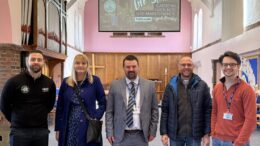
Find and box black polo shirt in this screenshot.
[0,71,56,128]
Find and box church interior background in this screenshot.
[1,0,260,145]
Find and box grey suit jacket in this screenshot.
[105,77,159,143]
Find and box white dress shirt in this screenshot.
[125,76,141,130]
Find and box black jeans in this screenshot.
[9,128,49,146]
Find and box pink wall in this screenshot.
[84,0,192,53]
[0,0,12,43]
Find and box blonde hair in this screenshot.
[66,54,93,87]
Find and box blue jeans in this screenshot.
[170,136,201,146]
[9,128,49,146]
[212,138,250,146]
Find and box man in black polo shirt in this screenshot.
[0,50,56,146]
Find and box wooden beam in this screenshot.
[90,53,105,75]
[37,47,67,60]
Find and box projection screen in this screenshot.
[99,0,181,32]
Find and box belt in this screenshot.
[124,130,142,134]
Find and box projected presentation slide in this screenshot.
[99,0,180,32]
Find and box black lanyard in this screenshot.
[222,80,240,111]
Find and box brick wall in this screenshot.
[0,44,23,145]
[0,44,23,94]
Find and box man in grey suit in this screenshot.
[106,55,159,146]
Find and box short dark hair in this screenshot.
[123,55,139,67]
[218,51,241,65]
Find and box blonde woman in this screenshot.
[55,54,106,146]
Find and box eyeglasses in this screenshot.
[222,63,238,68]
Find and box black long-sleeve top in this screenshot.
[0,71,56,128]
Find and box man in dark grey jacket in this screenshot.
[160,56,212,146]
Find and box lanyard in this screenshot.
[126,78,140,100]
[222,80,240,111]
[127,83,139,100]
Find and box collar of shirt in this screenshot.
[125,76,139,86]
[220,76,240,84]
[25,71,42,81]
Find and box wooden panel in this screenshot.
[115,54,125,79]
[138,54,148,78]
[105,54,116,89]
[95,53,105,83]
[147,54,160,79]
[84,53,191,101]
[160,54,171,87]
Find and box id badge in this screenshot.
[133,106,140,114]
[223,112,233,120]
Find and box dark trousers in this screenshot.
[9,128,49,146]
[170,136,201,146]
[113,130,148,146]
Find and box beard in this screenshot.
[126,71,137,80]
[29,65,42,73]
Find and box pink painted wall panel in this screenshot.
[0,0,12,43]
[84,0,191,53]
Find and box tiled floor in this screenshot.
[1,115,260,146]
[48,111,260,146]
[48,125,260,146]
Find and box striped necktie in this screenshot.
[126,81,136,128]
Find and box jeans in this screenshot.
[9,128,49,146]
[170,136,201,146]
[212,138,250,146]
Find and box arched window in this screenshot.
[193,13,198,49]
[78,14,83,50]
[74,11,83,50]
[74,11,79,49]
[243,0,247,28]
[193,9,203,50]
[198,9,203,48]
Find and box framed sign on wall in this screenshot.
[241,55,259,90]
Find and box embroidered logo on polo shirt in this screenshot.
[21,85,29,94]
[42,88,49,92]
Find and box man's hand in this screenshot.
[161,134,169,146]
[202,134,210,146]
[148,135,155,142]
[0,115,3,124]
[55,131,59,141]
[107,136,115,145]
